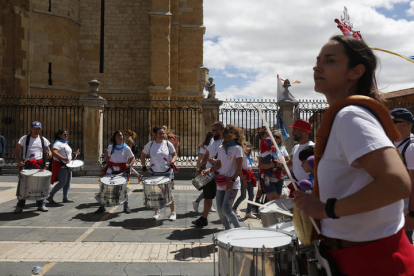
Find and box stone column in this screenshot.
[80,80,107,175]
[279,101,296,153]
[199,98,223,142]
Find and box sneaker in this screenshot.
[192,216,208,227]
[192,200,199,212]
[95,206,106,214]
[210,207,217,212]
[124,207,131,214]
[13,206,23,214]
[37,206,48,212]
[169,212,177,221]
[245,213,257,219]
[152,210,160,220]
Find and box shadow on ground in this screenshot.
[170,244,217,260]
[166,228,221,241]
[70,212,120,222]
[0,211,40,221]
[108,218,163,229]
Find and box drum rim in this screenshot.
[66,160,84,167]
[214,227,293,252]
[20,169,52,176]
[142,176,171,184]
[259,198,294,213]
[100,176,127,185]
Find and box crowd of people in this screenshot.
[5,35,414,275]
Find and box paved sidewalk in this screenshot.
[0,176,262,275]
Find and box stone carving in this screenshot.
[279,79,299,103]
[204,77,216,99]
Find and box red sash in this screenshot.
[242,169,257,187]
[50,160,64,184]
[102,161,127,176]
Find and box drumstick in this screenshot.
[74,149,80,160]
[247,200,293,217]
[255,105,321,235]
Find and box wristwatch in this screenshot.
[230,178,236,183]
[408,211,414,218]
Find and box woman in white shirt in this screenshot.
[140,127,177,221]
[202,125,244,230]
[96,130,135,214]
[294,35,414,275]
[47,129,79,204]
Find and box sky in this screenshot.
[202,0,414,100]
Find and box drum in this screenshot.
[143,175,172,209]
[18,169,52,200]
[66,160,84,172]
[214,227,299,276]
[0,158,5,167]
[96,174,128,206]
[192,173,214,190]
[259,198,294,227]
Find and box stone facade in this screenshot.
[0,0,207,100]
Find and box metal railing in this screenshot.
[103,98,202,166]
[0,95,84,163]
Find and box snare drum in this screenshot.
[214,227,299,276]
[0,158,5,167]
[143,175,172,209]
[192,173,214,190]
[17,169,51,200]
[96,175,128,206]
[259,198,294,227]
[66,160,84,172]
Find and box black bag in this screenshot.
[131,144,139,155]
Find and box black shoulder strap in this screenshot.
[111,144,115,155]
[25,135,30,159]
[401,138,414,168]
[40,135,46,164]
[148,141,154,157]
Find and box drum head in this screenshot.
[216,228,292,250]
[143,175,170,185]
[268,221,295,233]
[67,160,84,168]
[20,169,52,176]
[259,198,294,214]
[101,175,127,185]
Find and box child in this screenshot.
[298,146,314,193]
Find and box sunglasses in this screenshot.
[274,135,281,139]
[393,120,406,124]
[63,133,69,136]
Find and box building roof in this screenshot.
[383,87,414,99]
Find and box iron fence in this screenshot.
[0,95,84,163]
[297,99,329,141]
[103,98,202,166]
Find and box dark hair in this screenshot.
[259,128,268,139]
[330,35,378,98]
[54,129,68,141]
[152,126,163,135]
[110,130,123,146]
[212,121,224,130]
[299,146,314,161]
[198,131,213,149]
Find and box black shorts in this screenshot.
[202,178,216,199]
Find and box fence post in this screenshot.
[199,98,223,141]
[279,101,296,153]
[80,80,107,175]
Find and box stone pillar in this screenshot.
[279,101,296,153]
[148,0,172,98]
[80,80,107,175]
[199,98,223,142]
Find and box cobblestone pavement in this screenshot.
[0,175,262,275]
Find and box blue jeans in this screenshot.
[216,189,240,230]
[232,181,254,213]
[195,192,204,203]
[50,167,72,200]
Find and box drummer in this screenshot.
[95,130,135,214]
[46,129,79,204]
[294,35,414,275]
[13,121,52,214]
[201,125,244,230]
[140,126,177,221]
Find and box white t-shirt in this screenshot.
[242,154,252,170]
[205,138,224,169]
[318,105,403,241]
[18,135,51,160]
[216,144,243,191]
[142,140,176,173]
[52,141,72,162]
[291,141,314,182]
[107,144,134,174]
[394,133,414,212]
